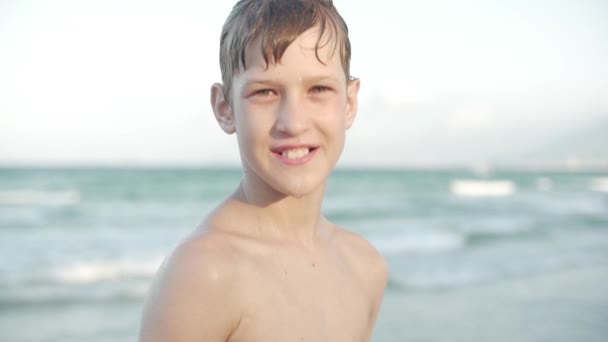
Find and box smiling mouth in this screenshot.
[272,146,319,160]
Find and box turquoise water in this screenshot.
[1,167,607,341]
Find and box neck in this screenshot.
[231,174,327,244]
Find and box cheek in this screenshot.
[234,108,271,148]
[235,118,257,149]
[318,100,348,130]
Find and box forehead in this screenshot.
[239,26,345,80]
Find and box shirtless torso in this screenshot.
[139,195,388,342]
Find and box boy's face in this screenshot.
[213,26,359,198]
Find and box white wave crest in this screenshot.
[370,230,465,255]
[392,267,492,290]
[590,177,608,193]
[53,258,164,284]
[450,179,516,197]
[0,283,151,305]
[0,189,80,206]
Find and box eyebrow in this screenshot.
[299,75,341,83]
[242,75,341,88]
[241,79,278,88]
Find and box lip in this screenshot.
[270,145,319,166]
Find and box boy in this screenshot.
[139,0,388,341]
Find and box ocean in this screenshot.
[1,167,607,341]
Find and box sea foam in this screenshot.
[0,189,80,206]
[450,179,516,197]
[590,177,608,193]
[370,230,465,255]
[53,258,163,284]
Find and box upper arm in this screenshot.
[366,248,388,328]
[139,238,241,342]
[341,230,388,331]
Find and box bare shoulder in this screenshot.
[332,226,389,290]
[139,229,244,342]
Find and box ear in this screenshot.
[210,83,236,134]
[345,79,360,129]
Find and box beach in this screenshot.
[1,167,607,341]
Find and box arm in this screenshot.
[339,229,389,341]
[139,238,241,342]
[341,230,389,341]
[366,251,388,336]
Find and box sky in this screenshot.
[1,0,607,167]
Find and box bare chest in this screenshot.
[228,257,371,342]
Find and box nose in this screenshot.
[274,94,311,136]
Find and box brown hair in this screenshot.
[219,0,353,101]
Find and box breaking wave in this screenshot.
[370,230,465,255]
[590,178,608,193]
[0,189,81,206]
[52,258,164,284]
[450,179,516,197]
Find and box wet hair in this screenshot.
[219,0,353,101]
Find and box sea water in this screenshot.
[0,168,607,341]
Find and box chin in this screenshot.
[240,150,338,200]
[267,172,327,199]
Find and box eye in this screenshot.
[310,85,331,93]
[252,89,277,97]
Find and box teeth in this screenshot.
[281,148,310,159]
